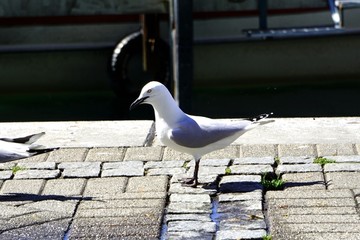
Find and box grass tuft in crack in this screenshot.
[182,161,190,171]
[313,157,336,166]
[11,165,26,174]
[263,234,272,240]
[224,167,231,175]
[261,173,285,191]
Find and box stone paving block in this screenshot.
[147,167,185,176]
[240,144,277,157]
[354,189,360,207]
[0,171,12,180]
[101,161,143,177]
[292,233,360,240]
[47,148,88,162]
[144,160,185,169]
[10,152,49,163]
[0,162,15,170]
[83,177,127,197]
[90,191,167,200]
[218,190,263,202]
[59,162,101,178]
[166,214,212,223]
[324,163,360,172]
[42,178,86,196]
[170,194,211,203]
[278,223,360,233]
[316,143,356,156]
[163,147,194,161]
[188,158,231,167]
[167,231,214,240]
[275,214,360,223]
[0,210,71,232]
[268,206,358,215]
[276,164,322,175]
[167,202,212,214]
[219,218,266,231]
[216,229,267,240]
[168,182,217,195]
[267,198,356,208]
[16,162,56,170]
[230,164,273,175]
[126,175,168,193]
[72,216,162,229]
[167,220,216,233]
[0,204,39,219]
[278,144,316,157]
[63,168,100,178]
[0,179,45,195]
[85,147,125,161]
[58,162,101,169]
[78,198,165,210]
[0,218,71,240]
[266,189,353,199]
[14,169,60,179]
[75,207,163,218]
[25,199,78,216]
[279,156,314,164]
[324,155,360,163]
[282,172,325,190]
[203,146,239,159]
[326,172,360,189]
[124,146,163,161]
[199,174,219,184]
[220,175,262,193]
[218,200,263,213]
[70,223,160,239]
[197,166,227,176]
[233,157,274,165]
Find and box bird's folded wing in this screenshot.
[169,118,250,148]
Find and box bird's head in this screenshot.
[130,81,168,110]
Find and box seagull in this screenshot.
[0,132,56,162]
[130,81,274,187]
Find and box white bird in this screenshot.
[130,81,274,187]
[0,132,55,162]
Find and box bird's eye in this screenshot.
[147,89,152,93]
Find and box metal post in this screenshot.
[258,0,268,30]
[169,0,193,112]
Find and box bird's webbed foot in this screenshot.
[181,177,198,188]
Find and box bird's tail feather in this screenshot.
[248,113,273,122]
[28,147,59,154]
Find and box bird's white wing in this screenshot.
[169,116,251,148]
[0,140,32,162]
[0,132,45,144]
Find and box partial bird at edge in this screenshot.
[0,132,58,163]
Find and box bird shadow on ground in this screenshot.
[0,193,93,202]
[217,182,263,193]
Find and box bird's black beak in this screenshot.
[129,96,149,111]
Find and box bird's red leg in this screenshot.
[181,158,200,187]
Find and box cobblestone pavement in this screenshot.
[0,143,360,239]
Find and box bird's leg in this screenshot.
[181,158,200,187]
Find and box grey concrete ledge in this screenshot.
[1,117,360,149]
[0,120,154,148]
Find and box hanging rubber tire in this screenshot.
[110,31,171,99]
